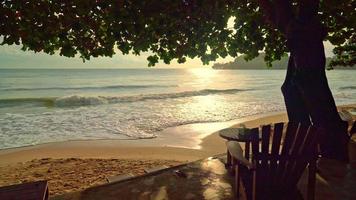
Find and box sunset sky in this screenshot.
[0,16,336,69]
[0,41,335,69]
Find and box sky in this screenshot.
[0,41,335,69]
[0,44,217,69]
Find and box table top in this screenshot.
[218,127,253,142]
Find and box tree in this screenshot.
[257,0,352,162]
[1,0,354,67]
[1,0,354,160]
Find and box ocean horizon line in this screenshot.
[0,67,206,70]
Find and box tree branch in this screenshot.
[257,0,275,25]
[297,0,319,23]
[258,0,294,34]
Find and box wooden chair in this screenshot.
[0,180,48,200]
[227,122,319,200]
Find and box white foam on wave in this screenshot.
[0,88,247,108]
[0,84,178,91]
[55,95,109,107]
[339,86,356,90]
[0,94,286,150]
[53,88,247,107]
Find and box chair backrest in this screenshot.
[249,122,319,198]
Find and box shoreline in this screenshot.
[0,111,288,166]
[0,110,286,152]
[0,104,354,196]
[0,111,289,196]
[0,103,355,166]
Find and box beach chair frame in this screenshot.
[227,122,319,200]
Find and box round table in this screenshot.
[219,127,253,142]
[219,127,253,168]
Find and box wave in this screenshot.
[0,88,247,108]
[0,84,177,91]
[0,98,55,108]
[339,86,356,90]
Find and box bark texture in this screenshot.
[259,0,350,162]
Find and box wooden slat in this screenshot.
[261,125,271,155]
[251,128,260,159]
[290,124,309,156]
[271,123,284,155]
[260,125,271,184]
[278,123,298,186]
[298,126,318,157]
[284,124,309,185]
[280,123,299,158]
[290,127,319,187]
[270,122,284,186]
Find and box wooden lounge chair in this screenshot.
[227,122,319,200]
[0,180,48,200]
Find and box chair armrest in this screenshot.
[350,121,356,137]
[339,110,353,122]
[226,141,255,170]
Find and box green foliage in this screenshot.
[0,0,354,67]
[320,0,355,68]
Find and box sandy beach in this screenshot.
[0,104,355,196]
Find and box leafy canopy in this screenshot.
[0,0,355,67]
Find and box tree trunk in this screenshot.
[282,14,350,162]
[258,0,350,162]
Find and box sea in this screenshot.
[0,68,355,149]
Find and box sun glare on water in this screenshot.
[177,68,230,122]
[188,68,218,80]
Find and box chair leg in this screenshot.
[45,187,49,200]
[228,157,237,175]
[234,163,240,199]
[307,160,316,200]
[252,170,256,200]
[245,142,250,160]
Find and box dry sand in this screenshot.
[0,158,183,196]
[0,104,354,196]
